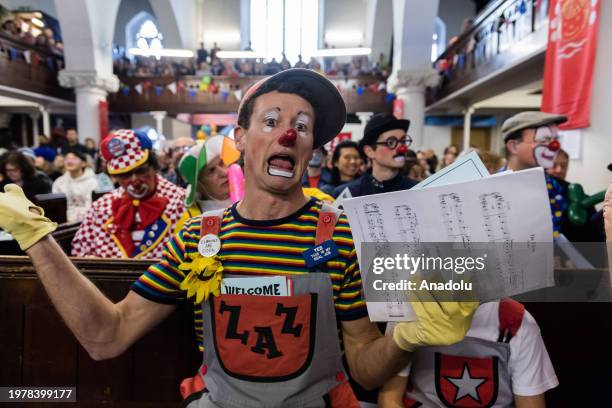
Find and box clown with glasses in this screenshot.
[333,112,418,198]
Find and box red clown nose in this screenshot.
[548,140,561,152]
[278,129,297,147]
[396,144,409,155]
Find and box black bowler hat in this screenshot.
[360,113,410,148]
[238,69,346,149]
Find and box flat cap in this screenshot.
[502,111,567,141]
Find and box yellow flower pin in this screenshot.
[179,255,224,304]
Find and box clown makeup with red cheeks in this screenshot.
[533,126,561,169]
[115,164,157,199]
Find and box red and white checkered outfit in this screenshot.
[71,176,185,259]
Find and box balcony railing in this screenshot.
[109,75,391,115]
[0,32,71,100]
[427,0,549,106]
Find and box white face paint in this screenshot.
[263,110,279,133]
[295,113,311,137]
[127,183,150,199]
[393,156,406,163]
[534,145,558,169]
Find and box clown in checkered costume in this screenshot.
[71,129,185,259]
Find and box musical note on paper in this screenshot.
[342,168,555,321]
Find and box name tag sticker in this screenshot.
[302,240,339,268]
[221,276,290,296]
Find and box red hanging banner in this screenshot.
[392,99,404,120]
[541,0,601,129]
[98,100,109,141]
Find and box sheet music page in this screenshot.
[413,151,490,190]
[342,167,555,321]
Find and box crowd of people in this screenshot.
[0,69,610,407]
[0,11,64,56]
[113,42,390,79]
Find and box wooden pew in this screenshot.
[34,193,68,225]
[0,256,200,407]
[0,222,81,256]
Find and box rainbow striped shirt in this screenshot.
[132,198,367,350]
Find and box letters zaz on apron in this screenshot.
[185,206,357,408]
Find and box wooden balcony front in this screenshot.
[0,32,72,101]
[427,0,549,110]
[109,75,391,115]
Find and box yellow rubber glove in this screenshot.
[0,184,57,250]
[393,287,479,352]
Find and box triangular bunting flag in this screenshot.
[234,89,243,101]
[23,50,31,64]
[167,82,177,95]
[134,83,143,94]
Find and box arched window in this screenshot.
[125,11,164,53]
[136,19,163,51]
[250,0,318,64]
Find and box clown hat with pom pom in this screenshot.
[100,129,153,175]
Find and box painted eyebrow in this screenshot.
[296,111,313,119]
[262,107,281,115]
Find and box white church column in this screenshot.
[41,107,51,138]
[388,70,439,150]
[29,111,40,145]
[58,71,119,142]
[151,110,167,135]
[387,0,440,150]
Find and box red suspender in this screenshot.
[498,298,525,343]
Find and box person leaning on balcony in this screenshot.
[0,68,478,407]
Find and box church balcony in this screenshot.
[426,0,549,113]
[0,32,72,103]
[108,75,391,115]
